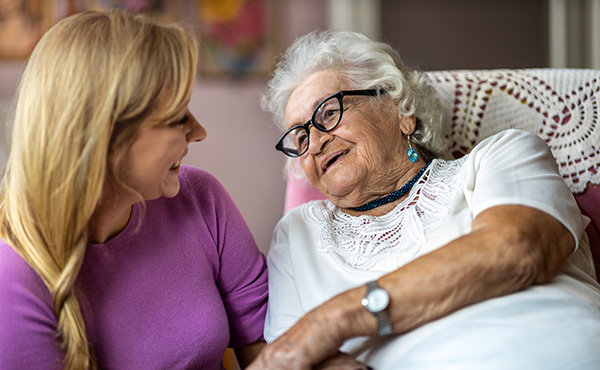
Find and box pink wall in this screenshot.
[186,81,286,253]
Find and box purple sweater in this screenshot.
[0,165,268,369]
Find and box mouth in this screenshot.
[321,149,349,173]
[170,159,182,170]
[170,149,188,170]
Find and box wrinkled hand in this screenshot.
[246,310,344,370]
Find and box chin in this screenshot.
[321,175,357,198]
[163,186,181,199]
[160,179,181,199]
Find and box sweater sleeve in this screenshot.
[0,243,64,369]
[181,166,268,348]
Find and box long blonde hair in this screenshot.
[0,10,197,369]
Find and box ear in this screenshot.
[399,115,417,136]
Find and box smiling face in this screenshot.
[286,69,418,209]
[114,105,206,201]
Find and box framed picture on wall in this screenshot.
[196,0,277,78]
[0,0,53,59]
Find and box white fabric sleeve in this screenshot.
[464,129,584,249]
[263,215,306,342]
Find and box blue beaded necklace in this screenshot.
[349,161,431,212]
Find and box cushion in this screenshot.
[575,184,600,267]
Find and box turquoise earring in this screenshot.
[407,135,418,163]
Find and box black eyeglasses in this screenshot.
[275,89,384,157]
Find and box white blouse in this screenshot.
[265,130,600,369]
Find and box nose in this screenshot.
[187,113,207,143]
[306,124,332,155]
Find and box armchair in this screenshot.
[283,68,600,276]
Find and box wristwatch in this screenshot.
[361,280,392,336]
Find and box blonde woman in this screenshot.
[0,10,267,370]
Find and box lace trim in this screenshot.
[302,158,465,269]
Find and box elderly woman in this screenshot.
[248,30,600,370]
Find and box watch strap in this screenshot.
[364,280,392,336]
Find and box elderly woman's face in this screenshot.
[286,70,415,208]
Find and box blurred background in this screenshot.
[0,0,598,254]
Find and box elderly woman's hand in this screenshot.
[247,291,371,370]
[249,340,371,370]
[247,312,340,369]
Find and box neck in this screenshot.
[347,161,431,214]
[89,204,133,244]
[89,183,136,244]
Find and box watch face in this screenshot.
[366,288,389,312]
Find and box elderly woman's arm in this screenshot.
[248,204,575,369]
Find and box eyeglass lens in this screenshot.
[280,95,342,156]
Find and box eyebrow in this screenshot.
[304,94,332,119]
[310,95,324,109]
[288,90,339,128]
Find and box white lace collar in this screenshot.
[301,157,465,269]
